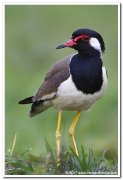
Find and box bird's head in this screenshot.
[56,28,105,56]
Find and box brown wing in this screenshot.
[33,55,71,101]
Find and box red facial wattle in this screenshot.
[74,34,90,42]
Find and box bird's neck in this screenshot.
[78,49,102,59]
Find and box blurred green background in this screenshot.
[5,5,118,156]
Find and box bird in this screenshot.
[19,28,108,162]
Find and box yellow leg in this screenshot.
[69,111,81,156]
[55,111,62,162]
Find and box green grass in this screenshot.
[5,139,118,175]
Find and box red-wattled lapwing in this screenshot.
[19,28,108,161]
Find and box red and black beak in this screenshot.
[56,39,77,49]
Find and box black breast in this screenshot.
[70,54,103,94]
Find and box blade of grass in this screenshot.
[80,145,88,171]
[44,138,55,161]
[70,147,83,169]
[10,133,17,156]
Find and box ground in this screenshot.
[5,140,118,176]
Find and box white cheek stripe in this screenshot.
[89,37,102,52]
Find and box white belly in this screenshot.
[52,67,108,111]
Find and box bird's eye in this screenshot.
[82,35,90,41]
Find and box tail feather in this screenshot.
[18,96,34,104]
[30,100,52,117]
[19,96,52,117]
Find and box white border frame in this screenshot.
[0,1,121,178]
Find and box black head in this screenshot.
[56,28,105,56]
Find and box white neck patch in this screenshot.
[89,37,102,52]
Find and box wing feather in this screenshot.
[33,55,71,101]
